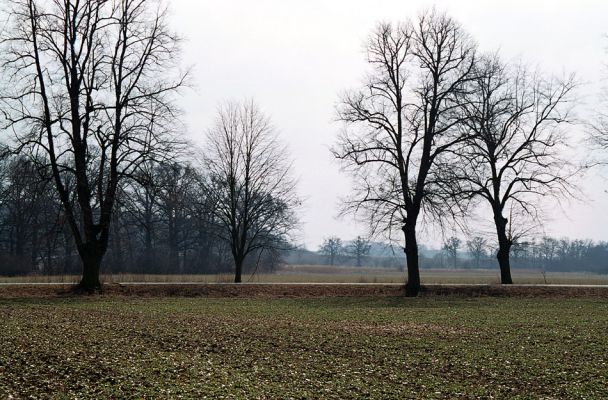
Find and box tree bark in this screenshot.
[78,244,103,292]
[494,214,513,284]
[496,245,513,284]
[168,208,179,272]
[234,257,243,283]
[403,222,421,297]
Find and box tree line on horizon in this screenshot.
[305,235,608,273]
[0,1,607,295]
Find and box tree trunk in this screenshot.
[494,213,513,284]
[497,245,513,284]
[63,227,72,274]
[30,225,39,272]
[168,210,179,272]
[234,257,243,283]
[111,217,123,274]
[78,244,103,292]
[403,222,420,297]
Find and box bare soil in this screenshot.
[1,283,608,299]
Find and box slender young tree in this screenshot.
[0,0,186,291]
[204,100,299,283]
[457,55,577,283]
[334,11,477,296]
[466,236,487,269]
[442,236,461,269]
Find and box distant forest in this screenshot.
[0,156,283,277]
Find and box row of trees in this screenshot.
[439,236,608,273]
[333,10,582,295]
[0,0,298,289]
[0,111,297,281]
[312,234,607,274]
[0,156,221,276]
[1,2,605,295]
[319,236,371,266]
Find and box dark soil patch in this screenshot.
[1,283,608,299]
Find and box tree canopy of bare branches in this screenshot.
[466,236,487,269]
[456,55,577,284]
[204,100,299,283]
[346,236,371,267]
[589,42,608,160]
[334,10,477,296]
[320,237,344,266]
[0,0,187,291]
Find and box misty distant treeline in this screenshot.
[435,236,608,273]
[0,154,287,277]
[286,236,608,273]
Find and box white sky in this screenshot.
[169,0,608,250]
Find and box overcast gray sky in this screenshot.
[170,0,608,250]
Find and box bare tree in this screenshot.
[442,236,461,268]
[0,0,186,291]
[347,235,371,267]
[0,155,60,273]
[334,11,477,296]
[204,100,299,283]
[466,236,487,269]
[320,236,344,266]
[120,161,161,271]
[589,41,608,163]
[154,162,200,273]
[456,55,577,284]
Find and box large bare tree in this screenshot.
[590,43,608,160]
[334,11,476,296]
[0,0,186,290]
[457,55,576,283]
[204,100,299,283]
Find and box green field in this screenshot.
[1,295,607,399]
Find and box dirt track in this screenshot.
[1,283,608,299]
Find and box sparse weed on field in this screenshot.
[0,296,607,399]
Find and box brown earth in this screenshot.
[1,283,608,299]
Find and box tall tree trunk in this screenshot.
[494,213,513,284]
[15,224,24,257]
[111,216,123,273]
[234,256,243,283]
[30,224,39,272]
[403,222,420,297]
[78,243,103,292]
[63,226,72,274]
[168,209,178,272]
